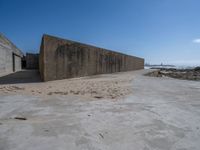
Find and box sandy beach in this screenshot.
[0,70,135,100]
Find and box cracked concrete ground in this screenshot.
[0,70,200,150]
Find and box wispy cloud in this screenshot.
[193,38,200,43]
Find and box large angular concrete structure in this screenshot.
[39,34,144,81]
[0,33,23,75]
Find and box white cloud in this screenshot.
[193,39,200,43]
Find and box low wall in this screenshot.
[26,53,39,69]
[39,34,144,81]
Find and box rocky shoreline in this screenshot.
[146,67,200,81]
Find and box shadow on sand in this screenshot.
[0,70,42,85]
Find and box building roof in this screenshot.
[0,33,23,57]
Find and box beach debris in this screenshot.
[94,96,103,99]
[99,133,104,139]
[14,117,27,120]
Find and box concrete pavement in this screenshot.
[0,70,200,150]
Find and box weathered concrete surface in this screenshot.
[39,34,144,81]
[0,70,200,150]
[26,53,39,69]
[0,33,23,75]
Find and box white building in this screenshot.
[0,33,23,76]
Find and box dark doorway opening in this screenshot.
[12,53,15,72]
[22,56,26,69]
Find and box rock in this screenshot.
[146,68,200,81]
[194,66,200,71]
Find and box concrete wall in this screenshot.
[14,54,22,72]
[0,45,12,75]
[40,34,144,81]
[26,53,39,69]
[0,33,23,76]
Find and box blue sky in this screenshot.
[1,0,200,66]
